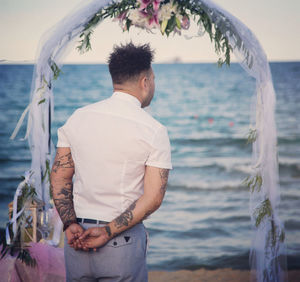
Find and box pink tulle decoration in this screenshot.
[0,242,66,282]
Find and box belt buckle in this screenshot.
[76,217,85,224]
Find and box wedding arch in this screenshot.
[3,0,287,281]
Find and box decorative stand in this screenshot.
[8,199,44,246]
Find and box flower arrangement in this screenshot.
[76,0,247,68]
[117,0,190,35]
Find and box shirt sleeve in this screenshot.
[56,125,71,147]
[145,126,173,169]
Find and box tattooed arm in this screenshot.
[50,147,83,248]
[79,166,169,250]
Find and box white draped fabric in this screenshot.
[197,1,287,281]
[10,0,287,280]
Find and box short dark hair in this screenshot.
[108,42,154,84]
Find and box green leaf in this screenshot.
[175,17,181,29]
[42,75,50,89]
[279,229,285,242]
[38,98,46,105]
[248,55,254,69]
[217,58,224,68]
[246,128,257,144]
[161,19,168,34]
[254,198,272,227]
[169,15,177,32]
[17,249,37,267]
[242,173,262,193]
[36,84,45,92]
[126,19,131,31]
[50,61,62,80]
[46,159,51,183]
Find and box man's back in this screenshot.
[51,43,172,282]
[57,91,172,222]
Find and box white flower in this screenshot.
[158,4,172,21]
[158,2,178,21]
[128,9,142,23]
[128,9,148,27]
[176,13,183,22]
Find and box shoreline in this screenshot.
[148,268,300,282]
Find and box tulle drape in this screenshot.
[196,1,287,280]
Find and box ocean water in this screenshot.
[0,62,299,270]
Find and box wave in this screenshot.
[148,227,232,240]
[173,157,300,175]
[279,158,300,171]
[0,176,25,181]
[284,219,300,231]
[0,192,15,202]
[173,157,252,174]
[0,157,31,163]
[172,137,248,147]
[148,251,300,271]
[148,251,251,271]
[171,136,300,146]
[201,215,250,224]
[168,180,246,191]
[168,175,299,192]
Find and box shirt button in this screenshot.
[113,241,117,246]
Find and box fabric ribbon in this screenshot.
[6,170,32,244]
[9,103,32,140]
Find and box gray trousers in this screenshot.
[64,222,148,282]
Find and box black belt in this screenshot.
[77,217,109,224]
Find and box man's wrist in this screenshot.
[63,219,78,232]
[104,224,115,240]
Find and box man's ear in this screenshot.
[139,74,148,90]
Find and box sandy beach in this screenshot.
[149,268,300,282]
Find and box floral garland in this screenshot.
[77,0,233,67]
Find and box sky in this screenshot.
[0,0,299,63]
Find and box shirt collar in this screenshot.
[111,91,142,108]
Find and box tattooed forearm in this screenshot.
[142,210,153,220]
[159,168,169,196]
[50,149,76,230]
[114,200,137,229]
[52,183,77,225]
[105,226,112,237]
[52,152,74,173]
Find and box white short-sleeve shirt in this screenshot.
[56,91,172,221]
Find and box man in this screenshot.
[50,42,172,281]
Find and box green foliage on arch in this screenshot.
[76,0,236,67]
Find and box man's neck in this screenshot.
[113,86,143,106]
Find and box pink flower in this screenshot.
[138,0,152,10]
[138,0,161,13]
[152,0,161,12]
[181,15,190,30]
[117,11,127,21]
[139,9,149,18]
[148,13,159,27]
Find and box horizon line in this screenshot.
[1,59,300,65]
